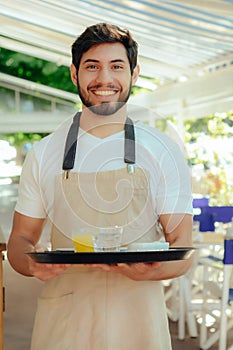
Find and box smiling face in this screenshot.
[70,42,139,116]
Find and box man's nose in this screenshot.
[95,67,113,84]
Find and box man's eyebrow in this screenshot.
[83,59,126,64]
[83,59,99,64]
[111,59,126,63]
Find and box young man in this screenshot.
[7,23,193,349]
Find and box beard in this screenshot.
[77,80,132,116]
[83,101,126,116]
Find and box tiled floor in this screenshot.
[172,318,233,349]
[170,320,221,350]
[170,320,201,350]
[1,183,233,350]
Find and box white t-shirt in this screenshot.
[16,116,193,222]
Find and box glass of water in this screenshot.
[92,226,123,252]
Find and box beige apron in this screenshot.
[30,115,172,350]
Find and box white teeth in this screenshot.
[94,90,115,96]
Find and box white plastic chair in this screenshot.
[177,243,216,340]
[200,239,233,350]
[164,278,180,322]
[178,251,201,340]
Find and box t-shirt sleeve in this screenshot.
[15,148,47,218]
[156,143,193,215]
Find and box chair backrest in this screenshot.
[193,197,209,208]
[194,206,233,232]
[224,239,233,264]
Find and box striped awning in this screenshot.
[1,0,232,87]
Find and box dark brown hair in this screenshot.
[71,23,138,74]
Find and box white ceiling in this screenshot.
[0,0,233,131]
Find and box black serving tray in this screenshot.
[26,247,195,264]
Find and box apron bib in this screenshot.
[30,113,172,350]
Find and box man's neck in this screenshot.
[79,106,127,139]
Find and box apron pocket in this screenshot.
[30,292,73,350]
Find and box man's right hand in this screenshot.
[28,259,72,281]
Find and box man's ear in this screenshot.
[70,64,78,86]
[132,64,140,85]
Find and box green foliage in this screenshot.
[184,112,233,142]
[131,85,145,95]
[0,47,76,93]
[0,132,49,148]
[184,111,233,205]
[154,116,176,131]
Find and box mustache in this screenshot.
[87,84,120,90]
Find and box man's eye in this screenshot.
[87,65,98,69]
[113,65,123,70]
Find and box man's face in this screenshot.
[72,42,138,116]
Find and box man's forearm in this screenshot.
[148,255,194,281]
[7,236,35,277]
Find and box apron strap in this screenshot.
[62,113,135,171]
[63,112,81,170]
[124,116,135,164]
